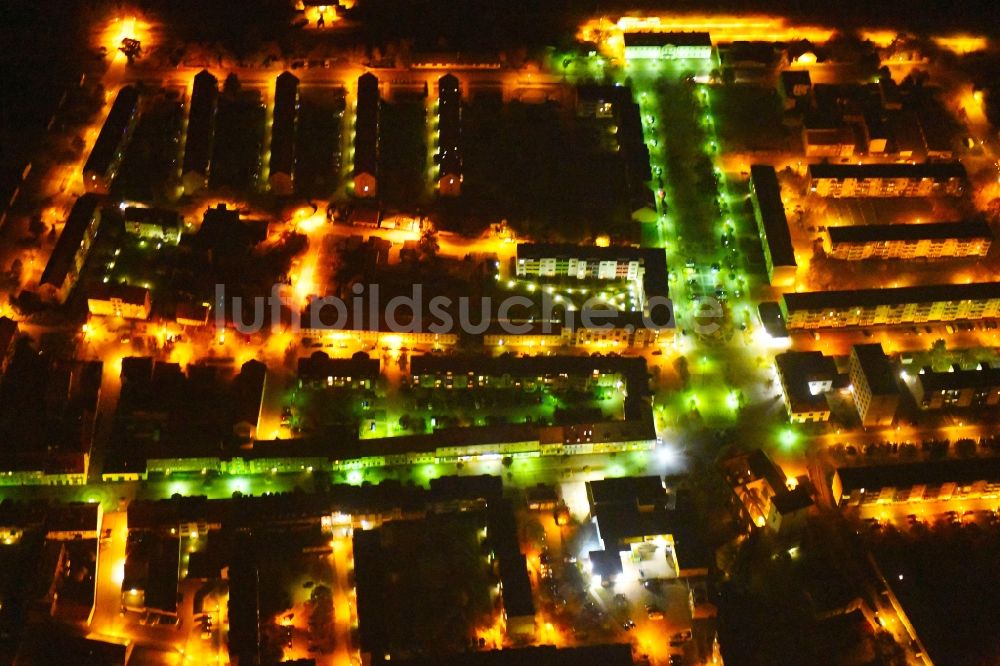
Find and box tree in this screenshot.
[418,228,439,261]
[119,38,142,63]
[308,584,335,641]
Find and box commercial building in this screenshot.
[586,476,712,581]
[269,71,300,195]
[83,85,140,192]
[911,362,1000,409]
[849,344,899,427]
[39,194,103,302]
[181,70,219,194]
[623,32,713,60]
[718,450,814,536]
[825,220,992,260]
[749,165,797,286]
[808,162,967,197]
[832,457,1000,507]
[774,351,841,423]
[781,282,1000,329]
[353,72,380,198]
[123,206,183,244]
[87,283,152,320]
[436,73,462,196]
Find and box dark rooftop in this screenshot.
[83,85,139,178]
[750,165,797,271]
[624,32,712,48]
[827,220,992,244]
[354,73,380,177]
[837,457,1000,493]
[39,193,102,289]
[182,70,219,176]
[775,351,839,413]
[852,344,898,396]
[808,161,967,181]
[783,282,1000,312]
[270,71,299,177]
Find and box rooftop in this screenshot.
[783,282,1000,312]
[808,161,967,181]
[750,164,797,269]
[827,220,992,244]
[623,31,712,48]
[837,457,1000,493]
[852,343,898,396]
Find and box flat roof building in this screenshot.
[849,344,899,427]
[825,220,992,260]
[781,282,1000,330]
[749,165,797,286]
[808,162,967,197]
[83,86,140,193]
[298,351,379,389]
[775,351,841,423]
[269,71,300,195]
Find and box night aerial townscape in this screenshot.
[1,1,1000,665]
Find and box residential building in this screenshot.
[353,73,380,198]
[749,165,797,286]
[123,206,183,244]
[298,351,380,389]
[87,284,152,320]
[825,220,992,260]
[832,457,1000,507]
[781,282,1000,329]
[269,71,300,195]
[774,351,842,422]
[718,449,814,536]
[181,70,219,194]
[808,162,967,197]
[911,362,1000,409]
[437,73,462,196]
[623,32,713,60]
[849,344,899,427]
[174,301,210,327]
[83,86,140,192]
[39,194,103,302]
